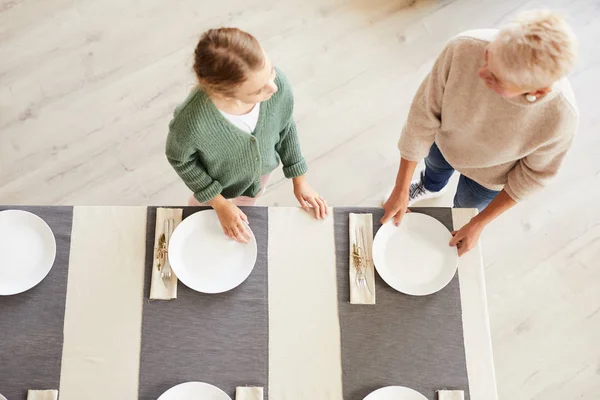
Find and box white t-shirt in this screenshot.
[220,103,261,134]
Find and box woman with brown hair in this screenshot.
[167,28,327,243]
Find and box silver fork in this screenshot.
[356,270,367,288]
[161,218,174,285]
[356,225,373,294]
[355,226,368,289]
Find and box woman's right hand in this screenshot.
[381,158,417,226]
[381,187,410,226]
[210,196,251,243]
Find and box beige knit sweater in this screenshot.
[399,29,578,202]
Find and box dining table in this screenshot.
[0,205,497,400]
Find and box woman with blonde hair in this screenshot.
[383,10,578,255]
[167,28,327,242]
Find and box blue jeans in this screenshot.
[423,143,500,211]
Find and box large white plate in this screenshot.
[168,210,257,293]
[158,382,231,400]
[364,386,428,400]
[0,210,57,295]
[373,212,458,296]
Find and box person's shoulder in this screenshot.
[452,29,499,44]
[543,79,578,125]
[267,66,294,114]
[445,29,498,54]
[274,66,290,87]
[273,66,293,99]
[539,79,579,142]
[170,86,208,123]
[435,29,495,74]
[554,78,579,118]
[169,86,211,135]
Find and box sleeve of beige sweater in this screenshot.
[398,43,455,161]
[504,123,576,202]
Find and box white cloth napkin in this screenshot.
[150,207,183,300]
[349,213,375,304]
[438,390,465,400]
[27,390,58,400]
[236,386,263,400]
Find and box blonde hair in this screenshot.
[491,10,578,89]
[193,28,265,96]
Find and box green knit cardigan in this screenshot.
[166,69,308,203]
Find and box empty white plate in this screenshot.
[0,210,57,295]
[373,212,458,296]
[364,386,428,400]
[168,210,257,293]
[0,393,7,400]
[158,382,231,400]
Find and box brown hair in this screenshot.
[193,28,265,96]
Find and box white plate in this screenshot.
[168,210,257,293]
[0,393,7,400]
[0,210,57,295]
[158,382,231,400]
[364,386,428,400]
[373,212,458,296]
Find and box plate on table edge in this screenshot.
[0,209,57,295]
[372,212,458,296]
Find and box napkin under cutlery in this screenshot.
[438,390,465,400]
[27,390,58,400]
[349,213,375,304]
[150,207,183,300]
[236,386,263,400]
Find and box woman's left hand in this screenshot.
[293,176,328,219]
[449,219,485,256]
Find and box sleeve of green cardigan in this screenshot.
[165,131,222,203]
[276,118,308,178]
[273,69,308,178]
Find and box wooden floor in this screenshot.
[1,0,599,398]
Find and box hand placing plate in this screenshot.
[364,386,428,400]
[168,210,257,294]
[0,210,57,295]
[372,212,458,296]
[158,382,231,400]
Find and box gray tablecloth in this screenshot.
[0,206,472,400]
[333,207,470,400]
[0,206,73,400]
[138,207,269,400]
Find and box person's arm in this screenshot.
[275,73,327,219]
[504,134,575,202]
[278,121,327,219]
[449,190,516,256]
[381,157,418,225]
[273,69,308,179]
[276,118,309,179]
[398,41,455,162]
[382,42,456,225]
[166,131,250,243]
[207,195,251,243]
[451,121,576,256]
[166,132,222,204]
[291,174,328,219]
